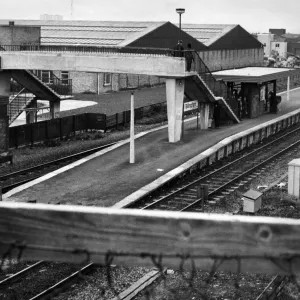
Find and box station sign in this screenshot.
[184,100,198,112]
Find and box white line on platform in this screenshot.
[3,116,198,200]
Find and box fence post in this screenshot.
[59,118,63,141]
[30,124,34,148]
[45,120,49,141]
[104,114,107,133]
[123,111,126,126]
[197,184,209,211]
[14,126,19,149]
[73,115,76,136]
[115,113,118,130]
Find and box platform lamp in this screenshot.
[176,8,185,139]
[176,8,185,30]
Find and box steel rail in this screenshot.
[181,136,300,211]
[138,126,300,210]
[0,141,117,193]
[0,261,44,287]
[255,275,288,300]
[28,263,95,300]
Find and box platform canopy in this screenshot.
[212,67,299,83]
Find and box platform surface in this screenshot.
[4,88,300,207]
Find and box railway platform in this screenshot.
[3,88,300,207]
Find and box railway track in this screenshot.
[0,261,95,300]
[0,142,116,194]
[128,125,300,212]
[255,275,289,300]
[2,125,300,299]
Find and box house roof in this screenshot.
[0,20,248,50]
[180,24,237,46]
[0,20,166,47]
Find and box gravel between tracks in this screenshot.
[52,266,150,300]
[133,144,300,300]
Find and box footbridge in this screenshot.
[0,45,239,150]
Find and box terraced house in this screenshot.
[0,20,264,95]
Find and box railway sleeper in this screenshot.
[211,196,224,202]
[183,191,198,196]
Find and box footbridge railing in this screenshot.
[0,44,174,56]
[189,50,239,117]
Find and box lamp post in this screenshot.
[176,8,185,30]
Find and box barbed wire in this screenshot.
[1,239,300,299]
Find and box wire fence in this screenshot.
[1,204,300,299]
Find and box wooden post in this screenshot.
[130,91,135,164]
[287,76,290,101]
[181,101,184,139]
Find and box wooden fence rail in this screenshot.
[1,202,300,275]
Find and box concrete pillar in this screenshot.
[287,76,290,101]
[288,159,300,199]
[0,71,11,154]
[50,101,60,119]
[26,98,37,124]
[199,103,210,129]
[165,78,185,143]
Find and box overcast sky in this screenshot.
[1,0,299,33]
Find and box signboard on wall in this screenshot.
[184,100,198,112]
[260,86,266,101]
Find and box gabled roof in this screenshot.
[0,20,166,47]
[180,24,237,46]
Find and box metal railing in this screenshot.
[29,70,72,96]
[0,44,174,57]
[186,49,239,119]
[9,81,35,124]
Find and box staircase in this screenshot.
[8,85,36,124]
[185,51,240,123]
[9,70,72,125]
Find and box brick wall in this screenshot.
[70,71,97,94]
[0,25,40,45]
[66,71,163,94]
[199,48,264,71]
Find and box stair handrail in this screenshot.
[191,51,228,98]
[9,87,26,103]
[190,50,239,119]
[29,70,72,96]
[9,80,34,124]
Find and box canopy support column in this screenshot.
[166,78,185,143]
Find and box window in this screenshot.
[61,71,69,85]
[263,43,266,47]
[35,70,54,84]
[104,73,112,86]
[276,43,280,48]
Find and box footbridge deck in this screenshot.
[0,45,239,143]
[0,45,195,78]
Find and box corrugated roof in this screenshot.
[0,20,238,48]
[0,20,166,47]
[180,24,237,46]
